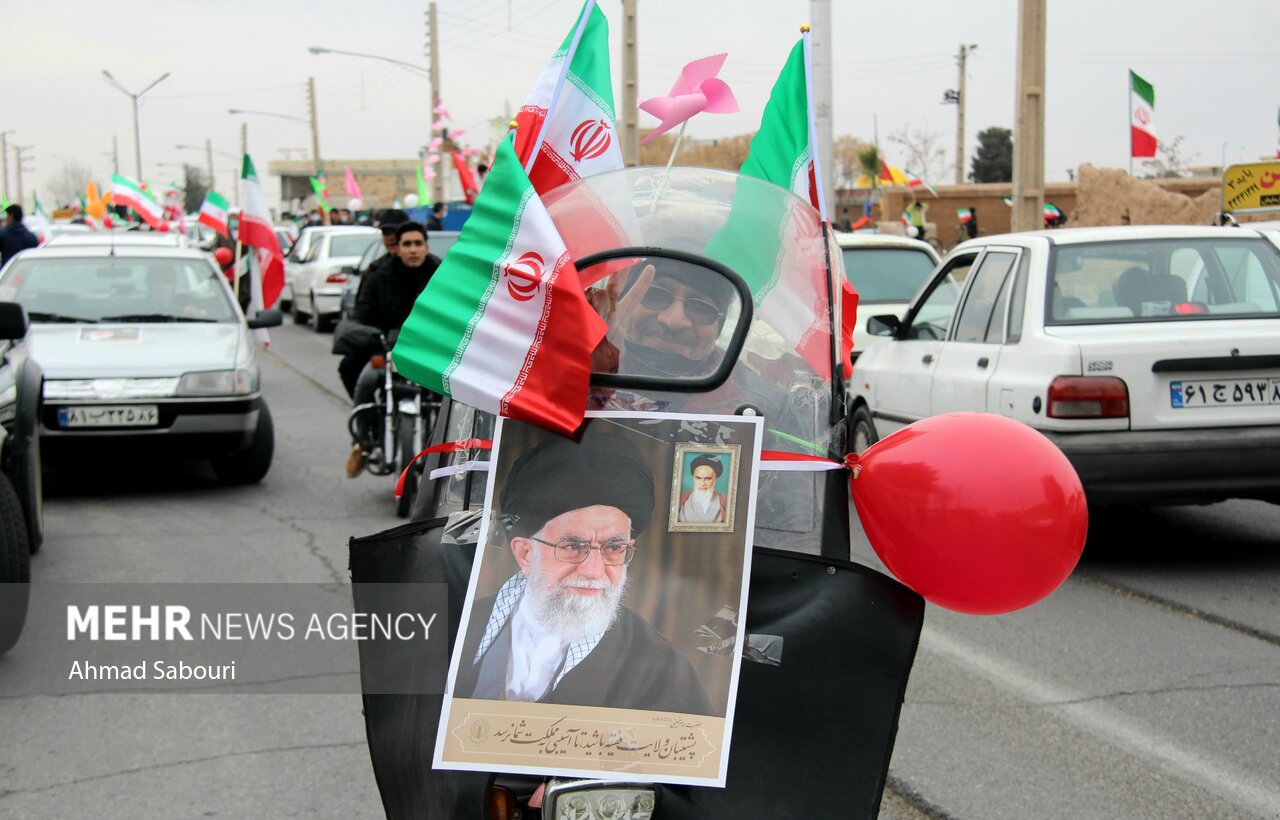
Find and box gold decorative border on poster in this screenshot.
[442,698,725,781]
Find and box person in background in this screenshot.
[964,207,980,240]
[335,208,410,397]
[0,205,39,265]
[426,202,446,231]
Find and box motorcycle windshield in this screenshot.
[433,168,846,555]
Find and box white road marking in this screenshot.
[921,624,1280,819]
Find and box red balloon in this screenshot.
[213,247,234,267]
[848,413,1087,615]
[157,223,171,233]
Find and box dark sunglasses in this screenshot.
[639,285,722,326]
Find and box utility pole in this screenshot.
[620,0,638,166]
[306,76,322,167]
[1011,0,1045,232]
[810,1,834,217]
[427,1,444,205]
[14,145,34,205]
[953,44,976,185]
[111,135,120,176]
[238,123,247,206]
[204,138,216,193]
[0,130,10,201]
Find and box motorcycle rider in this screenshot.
[336,208,410,396]
[344,221,441,477]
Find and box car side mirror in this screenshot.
[867,314,900,337]
[247,309,284,329]
[340,265,356,277]
[0,303,29,340]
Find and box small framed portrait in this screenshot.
[669,443,740,532]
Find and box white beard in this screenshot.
[524,548,628,643]
[691,487,714,512]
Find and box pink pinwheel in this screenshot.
[638,53,738,143]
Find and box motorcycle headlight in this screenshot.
[542,780,658,820]
[177,367,258,396]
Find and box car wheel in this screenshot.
[291,296,308,325]
[311,295,333,333]
[211,403,275,485]
[0,472,31,655]
[852,405,880,454]
[19,429,43,555]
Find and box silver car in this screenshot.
[0,244,282,484]
[287,227,379,332]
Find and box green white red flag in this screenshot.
[513,0,623,195]
[238,154,285,321]
[111,174,166,228]
[198,191,230,238]
[1130,70,1157,158]
[738,31,858,378]
[392,135,606,436]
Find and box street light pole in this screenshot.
[13,145,34,205]
[1010,0,1045,232]
[0,130,12,201]
[102,69,171,180]
[427,2,445,205]
[307,77,322,167]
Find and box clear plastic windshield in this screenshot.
[432,168,845,554]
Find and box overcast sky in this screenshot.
[6,0,1277,205]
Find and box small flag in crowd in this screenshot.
[1130,69,1157,159]
[110,174,166,228]
[392,135,606,437]
[239,154,286,344]
[343,165,363,201]
[310,173,331,213]
[198,191,230,238]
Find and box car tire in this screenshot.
[19,430,43,555]
[852,404,880,454]
[0,472,31,656]
[212,404,275,485]
[291,297,308,325]
[395,420,419,519]
[311,295,333,333]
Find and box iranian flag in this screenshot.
[512,0,623,195]
[111,174,165,228]
[392,135,606,437]
[238,154,285,316]
[198,191,230,238]
[1130,70,1157,158]
[737,31,859,379]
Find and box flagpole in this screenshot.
[1127,69,1133,177]
[801,25,829,224]
[523,0,598,174]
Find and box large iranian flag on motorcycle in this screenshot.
[392,135,606,437]
[512,0,623,195]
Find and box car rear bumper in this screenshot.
[40,396,262,456]
[311,291,343,317]
[1039,425,1280,505]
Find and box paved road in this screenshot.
[2,322,1277,819]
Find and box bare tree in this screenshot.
[887,125,947,184]
[1139,135,1196,179]
[833,135,875,190]
[182,164,210,214]
[49,160,94,208]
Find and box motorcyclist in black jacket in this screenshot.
[343,221,441,477]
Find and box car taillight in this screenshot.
[325,272,349,284]
[1174,302,1208,315]
[1046,376,1129,419]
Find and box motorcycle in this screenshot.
[349,167,925,818]
[344,328,442,518]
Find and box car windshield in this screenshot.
[1048,237,1280,323]
[842,246,937,303]
[0,256,237,323]
[330,235,376,258]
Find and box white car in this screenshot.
[836,232,940,358]
[44,230,191,249]
[281,225,360,311]
[848,225,1280,505]
[287,227,379,332]
[0,244,282,484]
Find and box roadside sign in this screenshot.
[1222,160,1280,214]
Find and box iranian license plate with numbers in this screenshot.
[1170,379,1280,408]
[57,405,159,427]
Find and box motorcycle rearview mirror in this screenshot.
[0,303,29,340]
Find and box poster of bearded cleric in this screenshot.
[435,411,762,787]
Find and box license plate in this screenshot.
[1170,379,1280,408]
[57,405,159,428]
